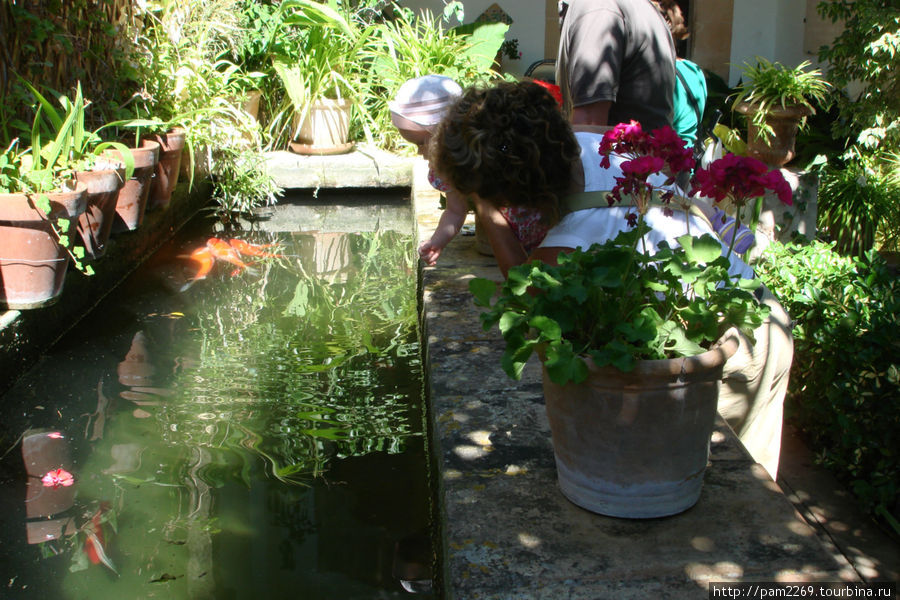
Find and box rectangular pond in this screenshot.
[0,191,437,599]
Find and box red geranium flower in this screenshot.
[691,153,792,207]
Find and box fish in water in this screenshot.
[205,237,255,274]
[83,502,118,576]
[180,237,281,290]
[228,238,284,259]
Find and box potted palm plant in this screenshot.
[732,57,831,167]
[469,122,792,518]
[272,0,369,154]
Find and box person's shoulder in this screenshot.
[676,59,704,77]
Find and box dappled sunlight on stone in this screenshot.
[504,464,526,476]
[787,520,814,536]
[517,532,541,549]
[466,430,493,447]
[444,469,463,480]
[453,444,490,460]
[690,536,716,552]
[685,561,744,581]
[710,431,726,444]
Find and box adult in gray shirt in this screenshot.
[557,0,676,129]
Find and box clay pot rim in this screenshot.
[734,101,814,119]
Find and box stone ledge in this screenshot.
[266,144,414,190]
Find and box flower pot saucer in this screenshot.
[289,141,355,156]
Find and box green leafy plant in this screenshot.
[469,122,778,385]
[354,8,508,151]
[755,240,900,537]
[732,58,831,142]
[22,82,135,178]
[817,0,900,155]
[268,0,371,142]
[817,149,900,256]
[471,228,766,384]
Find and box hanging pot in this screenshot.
[0,183,87,309]
[107,139,160,234]
[148,128,186,211]
[289,98,354,155]
[74,163,126,260]
[541,332,740,518]
[736,102,812,167]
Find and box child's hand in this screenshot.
[418,239,443,266]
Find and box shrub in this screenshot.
[756,240,900,537]
[817,151,900,257]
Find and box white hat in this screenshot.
[389,75,462,130]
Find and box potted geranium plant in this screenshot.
[732,57,831,167]
[469,122,792,518]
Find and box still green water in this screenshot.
[0,213,434,599]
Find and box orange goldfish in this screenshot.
[206,238,254,273]
[179,246,216,291]
[228,238,284,258]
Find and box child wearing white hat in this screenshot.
[390,75,469,265]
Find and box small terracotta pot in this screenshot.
[148,128,186,211]
[0,183,87,309]
[75,164,126,260]
[107,139,160,233]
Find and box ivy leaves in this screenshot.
[470,228,768,385]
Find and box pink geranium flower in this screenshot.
[41,468,75,488]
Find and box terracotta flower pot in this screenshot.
[736,102,812,167]
[541,333,739,518]
[148,128,186,211]
[107,139,160,234]
[75,164,126,260]
[0,183,87,309]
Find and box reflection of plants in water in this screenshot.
[159,229,421,486]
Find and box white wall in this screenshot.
[729,0,807,85]
[399,0,549,79]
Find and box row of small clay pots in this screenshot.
[0,129,186,310]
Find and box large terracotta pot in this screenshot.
[108,139,160,233]
[148,128,186,211]
[0,183,87,309]
[541,333,740,518]
[736,102,812,167]
[290,98,353,155]
[75,164,126,260]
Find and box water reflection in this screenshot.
[0,223,433,599]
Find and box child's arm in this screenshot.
[418,188,468,265]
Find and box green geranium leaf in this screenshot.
[502,340,536,380]
[659,321,706,357]
[529,315,561,342]
[469,277,497,307]
[544,343,588,385]
[506,265,533,295]
[498,311,527,336]
[678,233,723,265]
